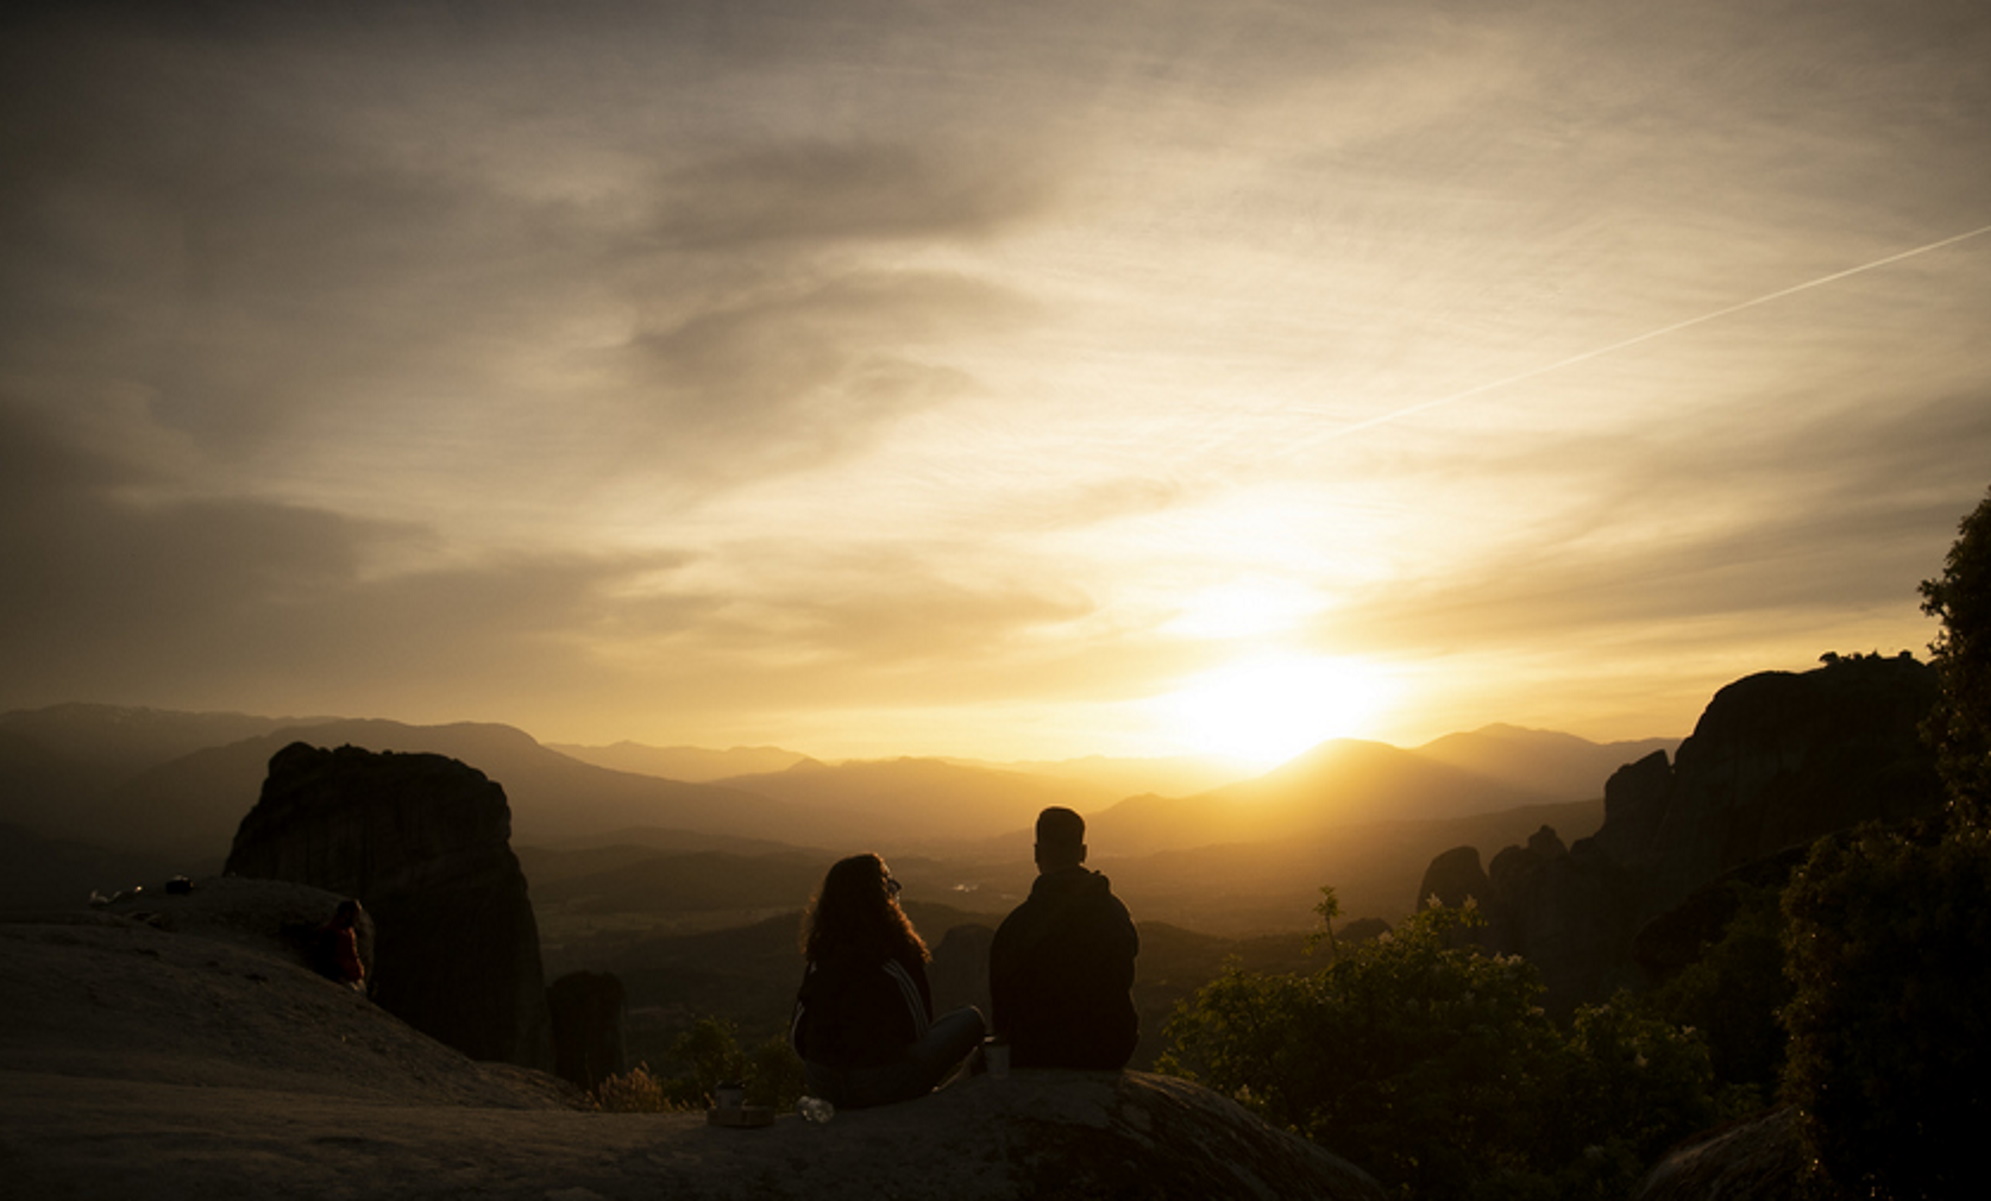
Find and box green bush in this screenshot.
[1781,823,1991,1199]
[1920,485,1991,820]
[665,1016,750,1106]
[746,1034,806,1109]
[590,1016,806,1112]
[588,1063,686,1113]
[1160,902,1718,1200]
[1635,878,1791,1099]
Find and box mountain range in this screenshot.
[1,702,1677,929]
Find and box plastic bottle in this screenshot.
[796,1095,835,1124]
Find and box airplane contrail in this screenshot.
[1315,221,1991,442]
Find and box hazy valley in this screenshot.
[0,702,1672,1068]
[0,702,1666,927]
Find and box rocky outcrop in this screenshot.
[1416,845,1493,911]
[1629,1106,1808,1201]
[1419,828,1640,1010]
[1590,654,1941,917]
[546,969,626,1092]
[6,877,573,1108]
[225,742,552,1070]
[1417,656,1943,1010]
[1487,826,1641,1010]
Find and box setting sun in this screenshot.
[1157,655,1399,768]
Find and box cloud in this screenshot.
[0,7,1070,519]
[4,1,1988,755]
[1322,389,1991,656]
[0,401,698,714]
[609,269,1035,481]
[0,398,1114,735]
[649,141,1059,250]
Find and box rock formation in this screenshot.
[1629,1107,1807,1201]
[225,742,552,1069]
[546,969,627,1092]
[1588,654,1941,917]
[1415,844,1492,911]
[1416,655,1944,1010]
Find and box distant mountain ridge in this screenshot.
[0,701,1678,912]
[708,756,1111,844]
[545,741,810,782]
[0,703,341,787]
[1413,724,1678,801]
[6,716,820,866]
[1090,738,1560,857]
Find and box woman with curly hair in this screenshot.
[789,853,986,1107]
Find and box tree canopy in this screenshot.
[1920,485,1991,821]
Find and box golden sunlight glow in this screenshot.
[1161,577,1324,638]
[1157,654,1399,768]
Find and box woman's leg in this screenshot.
[833,1008,988,1108]
[909,1007,986,1083]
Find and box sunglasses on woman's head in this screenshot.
[885,876,903,897]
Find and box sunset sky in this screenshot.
[4,1,1988,765]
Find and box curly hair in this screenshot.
[801,852,929,964]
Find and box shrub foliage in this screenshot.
[1160,903,1718,1200]
[1781,823,1991,1199]
[589,1016,805,1113]
[1921,486,1991,819]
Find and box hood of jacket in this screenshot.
[1029,865,1113,901]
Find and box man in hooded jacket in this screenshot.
[988,807,1140,1070]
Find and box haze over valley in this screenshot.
[0,701,1670,932]
[0,696,1684,1083]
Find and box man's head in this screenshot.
[1034,806,1087,872]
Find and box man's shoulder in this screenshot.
[992,890,1048,944]
[996,869,1133,931]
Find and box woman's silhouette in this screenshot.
[789,853,985,1107]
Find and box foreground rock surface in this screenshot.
[1629,1107,1808,1201]
[1,893,1382,1200]
[1,879,567,1108]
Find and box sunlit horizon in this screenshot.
[3,3,1984,768]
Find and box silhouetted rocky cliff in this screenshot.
[1417,655,1943,1011]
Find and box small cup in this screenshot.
[983,1036,1010,1079]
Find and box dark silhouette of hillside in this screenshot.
[523,847,831,916]
[945,753,1256,803]
[1089,737,1561,856]
[60,719,821,862]
[0,728,88,837]
[708,755,1112,845]
[0,822,177,911]
[0,703,336,789]
[546,741,810,782]
[2,701,1669,936]
[0,703,333,850]
[1413,724,1678,800]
